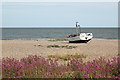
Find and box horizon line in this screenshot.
[0,26,119,28]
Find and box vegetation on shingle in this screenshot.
[2,55,120,78]
[48,38,68,41]
[47,53,86,61]
[34,44,43,47]
[47,45,77,49]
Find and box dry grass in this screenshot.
[47,53,87,61]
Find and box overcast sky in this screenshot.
[1,1,118,28]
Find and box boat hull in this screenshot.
[67,33,93,43]
[69,39,91,43]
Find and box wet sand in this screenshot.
[1,38,119,61]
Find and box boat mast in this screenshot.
[76,22,80,34]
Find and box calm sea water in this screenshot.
[2,28,119,39]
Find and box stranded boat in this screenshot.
[67,22,93,43]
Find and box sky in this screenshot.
[1,0,119,2]
[0,1,119,28]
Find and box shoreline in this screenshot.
[1,38,120,40]
[1,38,118,61]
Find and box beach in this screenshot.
[1,38,118,61]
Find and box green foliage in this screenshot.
[47,45,77,49]
[2,55,120,79]
[48,38,68,41]
[34,44,43,47]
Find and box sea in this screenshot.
[1,28,119,39]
